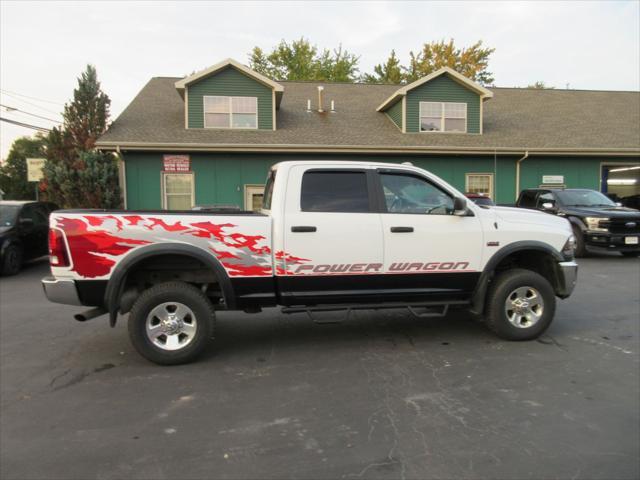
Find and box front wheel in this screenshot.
[572,225,586,258]
[128,282,215,365]
[485,269,556,341]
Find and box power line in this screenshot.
[0,117,51,133]
[1,104,61,123]
[0,91,62,116]
[0,89,64,106]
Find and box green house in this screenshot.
[97,58,640,210]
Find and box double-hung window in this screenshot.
[163,173,194,210]
[465,173,494,199]
[419,102,467,133]
[204,96,258,129]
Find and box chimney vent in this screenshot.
[317,86,324,113]
[330,100,335,113]
[306,99,311,112]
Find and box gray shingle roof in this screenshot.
[97,77,640,154]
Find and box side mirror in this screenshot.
[453,197,468,216]
[541,202,557,212]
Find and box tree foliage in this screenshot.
[527,81,555,89]
[363,50,403,84]
[0,135,46,200]
[404,40,495,85]
[249,38,360,82]
[42,64,121,208]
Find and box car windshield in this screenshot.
[0,205,21,227]
[555,190,616,207]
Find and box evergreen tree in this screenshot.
[363,50,403,84]
[0,135,46,200]
[42,64,121,208]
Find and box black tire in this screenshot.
[485,268,556,341]
[621,251,640,258]
[572,224,586,258]
[1,244,23,276]
[128,282,215,365]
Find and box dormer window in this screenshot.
[420,102,467,133]
[204,95,258,129]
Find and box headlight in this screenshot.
[562,234,576,259]
[584,217,609,232]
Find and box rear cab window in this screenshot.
[300,171,370,213]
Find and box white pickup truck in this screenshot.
[43,161,578,364]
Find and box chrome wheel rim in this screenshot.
[504,286,544,328]
[145,302,197,351]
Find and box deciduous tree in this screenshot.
[0,135,46,200]
[249,38,360,82]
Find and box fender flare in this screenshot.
[470,241,565,314]
[103,243,236,327]
[566,216,586,232]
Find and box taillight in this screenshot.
[49,228,70,267]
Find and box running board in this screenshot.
[281,300,468,324]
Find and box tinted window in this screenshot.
[263,169,276,210]
[380,173,454,215]
[19,204,48,226]
[518,191,537,208]
[301,171,369,212]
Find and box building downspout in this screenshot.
[515,151,529,201]
[116,145,127,209]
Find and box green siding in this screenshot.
[187,67,273,130]
[123,152,614,209]
[520,157,601,193]
[386,100,403,130]
[405,74,481,134]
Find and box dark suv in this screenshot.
[0,201,58,275]
[516,188,640,257]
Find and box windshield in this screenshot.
[0,205,20,227]
[555,190,616,207]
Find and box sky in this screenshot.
[1,0,639,161]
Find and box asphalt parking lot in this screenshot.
[1,256,639,480]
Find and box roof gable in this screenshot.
[174,58,284,93]
[377,67,493,112]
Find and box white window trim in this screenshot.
[203,95,258,130]
[162,172,195,210]
[465,173,494,199]
[244,184,265,211]
[419,101,467,133]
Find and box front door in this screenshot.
[278,166,383,305]
[376,170,483,301]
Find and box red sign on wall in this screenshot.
[163,155,190,172]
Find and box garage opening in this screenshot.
[601,164,640,209]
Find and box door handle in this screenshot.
[390,226,414,233]
[291,226,317,233]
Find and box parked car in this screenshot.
[0,201,58,275]
[42,161,577,365]
[465,193,495,206]
[515,188,640,257]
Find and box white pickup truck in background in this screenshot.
[43,161,578,364]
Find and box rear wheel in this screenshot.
[485,269,556,341]
[1,245,22,276]
[128,282,215,365]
